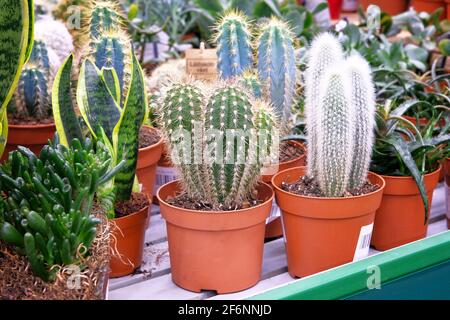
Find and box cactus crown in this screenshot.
[213,10,253,79]
[305,33,375,197]
[9,40,53,120]
[160,79,277,209]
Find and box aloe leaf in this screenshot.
[52,54,83,147]
[385,135,430,223]
[114,51,147,201]
[77,59,122,142]
[408,134,450,152]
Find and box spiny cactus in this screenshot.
[160,80,276,208]
[305,33,344,178]
[146,58,186,93]
[34,18,74,64]
[240,70,262,98]
[346,54,376,190]
[257,18,296,121]
[214,11,253,80]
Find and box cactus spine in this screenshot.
[305,33,344,178]
[240,70,262,98]
[214,11,253,79]
[161,80,276,208]
[257,18,296,121]
[346,54,376,189]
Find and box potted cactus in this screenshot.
[52,0,161,277]
[157,79,277,294]
[214,12,306,239]
[272,33,385,278]
[0,138,124,299]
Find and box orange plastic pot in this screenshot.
[359,0,408,15]
[262,141,306,239]
[158,180,274,294]
[328,0,343,19]
[2,123,55,162]
[371,167,441,251]
[411,0,447,19]
[272,166,385,278]
[109,197,150,278]
[137,126,163,197]
[444,158,449,229]
[447,0,450,18]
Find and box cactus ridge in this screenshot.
[305,33,344,178]
[240,70,263,98]
[214,11,253,79]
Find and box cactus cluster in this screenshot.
[214,12,297,123]
[160,79,277,209]
[305,33,376,197]
[0,138,123,281]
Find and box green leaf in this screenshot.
[409,134,450,152]
[312,2,328,15]
[102,67,121,105]
[52,54,84,147]
[193,0,223,17]
[385,135,430,223]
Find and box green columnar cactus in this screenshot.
[240,70,262,98]
[214,11,253,80]
[257,18,296,121]
[9,40,53,120]
[305,33,344,178]
[161,80,276,209]
[315,69,355,197]
[0,138,124,281]
[346,54,376,190]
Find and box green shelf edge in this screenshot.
[247,230,450,300]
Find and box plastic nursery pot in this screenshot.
[445,158,450,229]
[371,167,441,251]
[109,194,150,278]
[262,140,306,239]
[272,166,385,278]
[2,123,55,162]
[447,0,450,19]
[328,0,343,19]
[359,0,408,16]
[157,180,274,294]
[411,0,447,20]
[137,126,164,197]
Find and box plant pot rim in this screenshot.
[377,165,442,181]
[111,194,151,223]
[157,180,274,216]
[271,166,386,201]
[277,140,306,167]
[8,122,56,129]
[139,125,164,152]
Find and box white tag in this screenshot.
[105,279,109,300]
[353,223,374,261]
[154,166,179,191]
[266,199,281,224]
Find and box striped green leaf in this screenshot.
[52,54,84,147]
[114,51,147,201]
[102,67,121,105]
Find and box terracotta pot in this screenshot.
[158,180,274,294]
[328,0,343,19]
[447,0,450,19]
[137,126,163,196]
[272,166,385,278]
[2,123,55,162]
[445,158,450,229]
[359,0,408,16]
[371,167,441,251]
[109,195,150,278]
[262,140,306,239]
[411,0,447,19]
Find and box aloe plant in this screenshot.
[0,0,35,156]
[0,138,124,281]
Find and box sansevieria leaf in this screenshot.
[114,51,147,201]
[77,59,122,142]
[52,54,83,147]
[0,108,8,156]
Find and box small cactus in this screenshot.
[214,11,253,80]
[304,33,344,178]
[145,58,187,93]
[34,18,74,64]
[160,79,276,208]
[257,18,296,121]
[240,70,262,98]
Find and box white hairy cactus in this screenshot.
[346,54,376,189]
[305,33,344,178]
[146,59,187,93]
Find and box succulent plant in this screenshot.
[305,33,376,197]
[214,11,253,80]
[240,70,262,98]
[160,79,277,208]
[257,18,296,121]
[0,138,124,281]
[145,58,186,93]
[304,33,344,179]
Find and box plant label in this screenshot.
[186,42,218,81]
[353,223,374,261]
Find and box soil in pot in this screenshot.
[109,192,150,278]
[2,116,55,162]
[272,166,385,278]
[371,167,441,251]
[359,0,408,16]
[137,126,163,197]
[158,181,274,294]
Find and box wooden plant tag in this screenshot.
[185,42,218,81]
